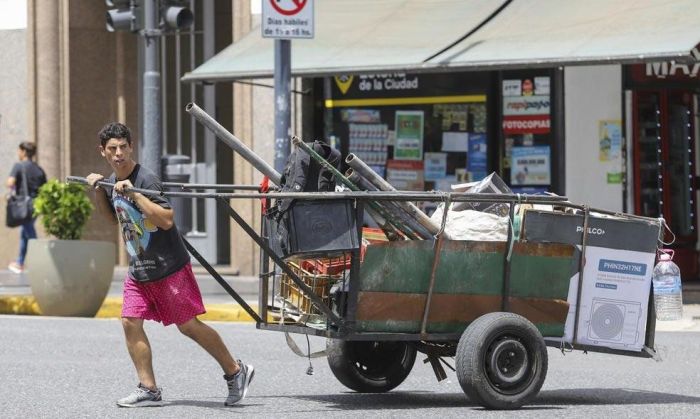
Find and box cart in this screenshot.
[69,173,663,410]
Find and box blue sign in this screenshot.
[598,259,647,276]
[467,134,487,180]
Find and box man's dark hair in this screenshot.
[19,141,37,159]
[98,122,132,147]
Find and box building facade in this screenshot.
[8,1,700,283]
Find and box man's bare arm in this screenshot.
[86,173,117,225]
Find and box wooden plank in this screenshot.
[356,291,568,325]
[354,320,565,337]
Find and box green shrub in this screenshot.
[33,180,94,240]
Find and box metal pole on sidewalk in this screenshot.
[274,39,291,175]
[141,0,162,177]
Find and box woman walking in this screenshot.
[6,142,47,274]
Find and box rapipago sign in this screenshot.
[262,0,314,39]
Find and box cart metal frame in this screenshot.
[67,176,660,360]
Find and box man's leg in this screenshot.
[122,317,157,390]
[177,317,239,376]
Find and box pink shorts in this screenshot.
[121,263,206,326]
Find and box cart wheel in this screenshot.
[326,339,416,393]
[456,312,548,410]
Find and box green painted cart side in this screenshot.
[353,240,577,337]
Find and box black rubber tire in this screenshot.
[326,339,417,393]
[456,312,548,410]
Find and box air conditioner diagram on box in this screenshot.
[586,298,642,346]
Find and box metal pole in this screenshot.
[274,39,291,174]
[142,0,162,177]
[175,26,183,155]
[346,153,449,238]
[186,103,282,185]
[67,175,574,205]
[160,32,168,153]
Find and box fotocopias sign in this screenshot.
[262,0,315,39]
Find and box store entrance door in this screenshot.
[632,90,698,280]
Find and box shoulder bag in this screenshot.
[6,163,34,228]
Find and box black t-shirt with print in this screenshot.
[107,164,190,282]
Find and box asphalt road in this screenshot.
[1,316,699,418]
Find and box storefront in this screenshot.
[320,69,564,204]
[625,63,700,279]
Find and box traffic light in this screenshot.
[105,0,142,32]
[160,0,193,31]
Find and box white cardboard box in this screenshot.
[522,211,661,351]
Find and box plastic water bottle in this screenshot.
[652,252,683,321]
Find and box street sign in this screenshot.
[262,0,314,39]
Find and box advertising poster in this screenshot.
[511,146,551,185]
[599,120,623,184]
[502,95,551,134]
[534,77,550,95]
[341,108,380,123]
[394,110,424,160]
[386,160,424,190]
[467,133,487,180]
[599,120,622,161]
[502,77,551,135]
[502,79,522,96]
[469,103,487,133]
[441,132,469,152]
[424,152,447,181]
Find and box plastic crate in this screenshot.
[301,257,351,276]
[279,261,336,315]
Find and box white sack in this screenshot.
[430,205,509,241]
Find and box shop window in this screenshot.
[324,72,492,207]
[500,74,553,194]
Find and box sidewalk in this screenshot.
[0,265,260,322]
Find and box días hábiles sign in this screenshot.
[262,0,314,39]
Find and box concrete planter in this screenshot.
[26,239,116,317]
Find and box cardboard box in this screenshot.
[522,210,661,351]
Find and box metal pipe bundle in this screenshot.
[346,153,453,239]
[346,169,433,239]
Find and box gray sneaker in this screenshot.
[116,383,164,408]
[225,360,255,406]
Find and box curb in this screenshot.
[0,295,258,322]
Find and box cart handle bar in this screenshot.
[163,182,263,191]
[69,175,566,204]
[66,176,653,221]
